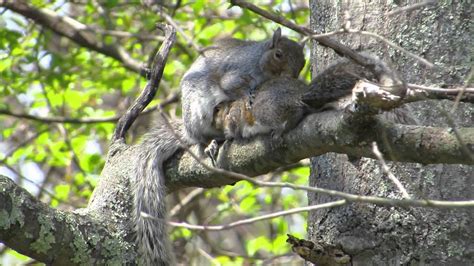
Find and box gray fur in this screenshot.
[181,28,305,144]
[134,118,188,265]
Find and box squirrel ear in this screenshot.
[271,27,282,48]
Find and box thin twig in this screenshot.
[162,12,202,52]
[0,93,179,125]
[170,200,347,231]
[385,0,437,17]
[230,0,433,70]
[0,1,144,73]
[169,188,205,217]
[84,27,165,41]
[452,69,474,112]
[372,142,411,199]
[408,83,474,94]
[303,28,435,69]
[196,248,217,264]
[0,109,119,124]
[3,129,49,159]
[345,29,434,68]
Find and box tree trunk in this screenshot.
[308,1,473,265]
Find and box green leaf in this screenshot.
[104,0,119,8]
[247,236,272,256]
[54,184,70,201]
[6,248,29,262]
[121,77,136,93]
[64,90,85,110]
[239,196,257,213]
[272,234,290,254]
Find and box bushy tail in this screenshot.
[303,56,377,110]
[133,117,184,265]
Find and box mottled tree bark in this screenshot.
[308,1,473,265]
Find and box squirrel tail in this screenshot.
[134,117,184,265]
[302,57,373,110]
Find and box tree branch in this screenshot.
[0,0,144,74]
[0,175,135,265]
[162,111,474,191]
[229,0,430,86]
[169,200,348,231]
[0,93,180,125]
[112,24,176,142]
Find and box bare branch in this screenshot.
[166,138,474,208]
[169,200,347,231]
[0,175,134,264]
[0,109,119,124]
[344,29,434,68]
[162,110,474,193]
[372,142,411,199]
[404,88,474,104]
[408,84,474,94]
[452,69,474,112]
[169,188,205,217]
[0,93,179,125]
[161,12,202,52]
[0,1,145,74]
[151,111,474,208]
[229,0,433,74]
[385,0,437,17]
[112,24,176,142]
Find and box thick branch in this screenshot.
[163,111,474,191]
[0,176,134,265]
[0,0,143,73]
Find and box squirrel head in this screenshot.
[260,27,306,78]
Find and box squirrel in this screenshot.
[133,117,183,266]
[213,53,400,141]
[134,30,304,265]
[133,52,401,265]
[213,77,310,141]
[180,27,305,144]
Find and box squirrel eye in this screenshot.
[274,49,283,59]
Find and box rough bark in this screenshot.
[0,175,135,265]
[308,1,473,265]
[1,0,473,264]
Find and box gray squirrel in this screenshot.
[133,49,401,264]
[134,117,182,265]
[134,29,305,265]
[213,53,402,140]
[181,27,305,144]
[213,77,310,141]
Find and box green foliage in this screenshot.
[0,0,310,264]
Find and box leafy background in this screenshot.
[0,0,311,264]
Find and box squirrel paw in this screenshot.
[204,139,219,167]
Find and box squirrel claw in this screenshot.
[204,139,219,167]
